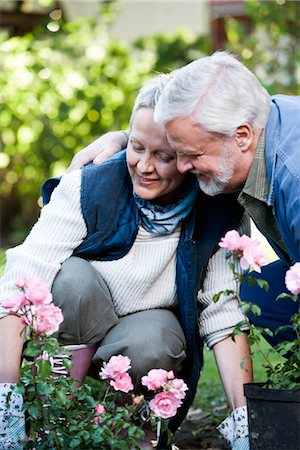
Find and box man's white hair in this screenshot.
[154,51,271,136]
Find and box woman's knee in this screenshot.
[52,257,100,306]
[51,257,117,345]
[52,257,112,312]
[97,310,186,384]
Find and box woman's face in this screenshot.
[127,108,186,205]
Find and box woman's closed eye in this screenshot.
[156,152,175,163]
[131,144,145,153]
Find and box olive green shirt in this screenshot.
[238,131,289,259]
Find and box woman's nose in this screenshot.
[137,156,154,173]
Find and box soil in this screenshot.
[173,407,230,450]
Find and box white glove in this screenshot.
[0,383,27,450]
[217,405,249,450]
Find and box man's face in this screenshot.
[165,116,251,196]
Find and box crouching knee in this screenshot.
[125,310,186,386]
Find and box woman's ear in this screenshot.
[235,124,253,152]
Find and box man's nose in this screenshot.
[176,156,193,174]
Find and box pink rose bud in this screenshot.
[133,395,144,405]
[92,403,106,424]
[95,404,106,414]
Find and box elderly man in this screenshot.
[154,52,299,260]
[63,51,299,450]
[153,51,299,346]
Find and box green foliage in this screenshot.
[134,27,212,73]
[218,249,300,391]
[0,2,211,246]
[0,1,148,244]
[1,0,299,247]
[225,0,300,95]
[20,335,146,449]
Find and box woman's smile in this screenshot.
[135,174,160,186]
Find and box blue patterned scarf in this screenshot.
[134,176,199,235]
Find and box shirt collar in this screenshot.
[239,129,269,204]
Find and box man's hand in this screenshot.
[66,130,128,173]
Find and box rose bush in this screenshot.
[3,278,188,449]
[217,230,300,391]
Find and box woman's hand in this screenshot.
[66,130,128,173]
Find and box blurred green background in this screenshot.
[0,0,299,247]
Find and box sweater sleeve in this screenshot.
[198,213,251,349]
[0,170,87,318]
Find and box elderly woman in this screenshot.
[0,75,250,450]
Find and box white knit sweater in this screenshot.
[0,170,249,348]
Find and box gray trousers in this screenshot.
[52,257,186,385]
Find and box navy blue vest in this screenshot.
[42,151,244,435]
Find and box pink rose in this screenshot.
[110,372,134,393]
[92,403,106,424]
[168,378,188,400]
[219,230,242,251]
[219,230,267,273]
[141,369,169,391]
[99,355,131,380]
[240,239,268,273]
[239,234,252,250]
[32,304,64,335]
[2,291,28,313]
[23,277,52,305]
[285,262,300,295]
[149,391,181,419]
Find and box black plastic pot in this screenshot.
[244,383,300,450]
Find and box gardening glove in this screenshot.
[0,383,27,450]
[231,436,250,450]
[217,405,249,450]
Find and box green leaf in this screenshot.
[256,278,269,291]
[27,404,40,420]
[213,291,223,303]
[37,359,53,378]
[275,292,296,301]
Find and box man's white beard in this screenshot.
[196,143,235,196]
[197,177,230,196]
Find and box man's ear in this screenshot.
[235,124,253,152]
